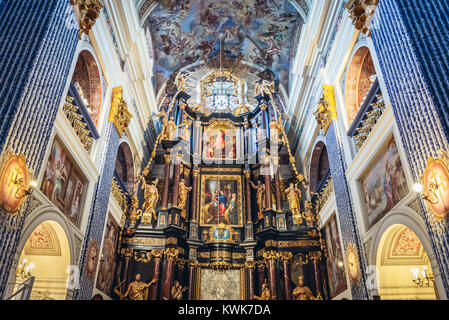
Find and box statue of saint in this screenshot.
[250,180,266,220]
[142,179,159,223]
[178,179,192,217]
[171,280,187,300]
[121,274,156,300]
[292,276,315,300]
[161,116,177,141]
[285,182,301,217]
[253,279,273,300]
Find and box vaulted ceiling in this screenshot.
[139,0,306,99]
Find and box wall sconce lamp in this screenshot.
[14,178,37,200]
[411,266,435,287]
[413,182,449,212]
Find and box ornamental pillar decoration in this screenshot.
[344,0,379,35]
[279,252,293,300]
[262,156,273,211]
[245,261,256,299]
[313,85,337,136]
[171,155,182,209]
[109,86,133,138]
[309,251,323,298]
[120,248,133,293]
[161,248,179,300]
[257,261,266,296]
[263,251,279,299]
[188,260,198,300]
[70,0,104,40]
[161,153,171,210]
[149,249,163,300]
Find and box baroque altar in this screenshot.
[114,63,330,300]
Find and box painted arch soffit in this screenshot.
[141,0,305,97]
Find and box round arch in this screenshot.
[370,207,444,299]
[8,205,76,300]
[309,140,330,193]
[115,141,135,193]
[71,49,102,127]
[345,46,377,125]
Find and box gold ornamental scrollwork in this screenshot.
[309,251,323,262]
[70,0,103,40]
[262,251,279,266]
[314,85,337,136]
[150,249,164,260]
[121,248,133,258]
[244,261,256,270]
[345,0,379,35]
[164,248,180,260]
[279,252,293,262]
[134,251,152,263]
[109,86,133,138]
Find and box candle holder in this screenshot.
[411,266,435,287]
[15,259,34,282]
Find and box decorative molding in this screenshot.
[70,0,104,40]
[109,87,133,138]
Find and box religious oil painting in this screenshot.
[96,214,120,296]
[324,215,348,298]
[41,137,87,225]
[203,126,239,162]
[199,269,241,300]
[200,175,243,227]
[359,136,408,229]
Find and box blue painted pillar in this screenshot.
[75,123,120,300]
[326,122,369,299]
[371,0,449,297]
[0,0,78,296]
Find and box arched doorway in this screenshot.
[12,221,71,300]
[376,224,437,300]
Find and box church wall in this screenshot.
[288,0,445,299]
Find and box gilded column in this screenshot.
[244,170,252,223]
[149,250,163,300]
[310,251,323,298]
[161,248,179,300]
[120,248,133,293]
[279,252,293,300]
[161,153,171,210]
[273,156,282,212]
[171,155,182,208]
[245,261,256,300]
[257,261,266,296]
[262,156,273,211]
[188,260,198,300]
[263,251,278,299]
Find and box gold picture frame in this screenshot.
[199,174,243,227]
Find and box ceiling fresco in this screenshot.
[145,0,304,97]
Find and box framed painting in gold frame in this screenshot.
[199,174,243,227]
